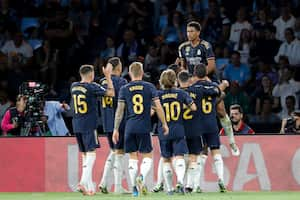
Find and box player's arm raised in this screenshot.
[112,101,126,144]
[178,45,187,70]
[102,63,115,97]
[218,80,230,92]
[153,99,169,135]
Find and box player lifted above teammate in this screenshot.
[112,62,169,197]
[72,64,114,196]
[178,21,240,156]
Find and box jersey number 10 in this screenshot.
[163,101,180,122]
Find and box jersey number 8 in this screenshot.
[132,94,144,114]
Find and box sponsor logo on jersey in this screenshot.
[197,49,201,55]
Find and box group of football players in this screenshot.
[71,21,240,196]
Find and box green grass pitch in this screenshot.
[0,192,299,200]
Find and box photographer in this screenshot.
[280,110,300,134]
[1,95,26,136]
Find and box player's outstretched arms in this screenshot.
[153,99,169,135]
[102,63,115,97]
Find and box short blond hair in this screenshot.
[129,62,143,78]
[79,64,94,76]
[160,69,176,89]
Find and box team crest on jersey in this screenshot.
[185,46,190,55]
[197,49,201,55]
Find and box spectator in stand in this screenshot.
[272,66,300,115]
[233,29,251,64]
[117,29,141,68]
[215,45,230,78]
[0,0,18,29]
[255,61,278,86]
[220,104,255,135]
[274,28,300,65]
[250,25,281,65]
[253,9,272,31]
[273,5,296,42]
[127,0,153,20]
[224,81,250,114]
[144,43,160,83]
[249,97,281,124]
[217,16,231,48]
[223,51,251,88]
[161,11,185,45]
[1,95,26,136]
[176,0,192,16]
[44,6,75,92]
[202,3,222,46]
[252,75,276,115]
[95,36,116,72]
[229,7,252,44]
[156,3,169,34]
[278,95,297,120]
[68,0,91,46]
[277,55,290,78]
[0,32,33,68]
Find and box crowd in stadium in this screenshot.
[0,0,300,136]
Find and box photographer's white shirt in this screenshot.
[44,101,69,136]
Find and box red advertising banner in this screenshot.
[0,136,299,192]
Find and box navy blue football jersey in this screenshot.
[178,40,214,74]
[157,88,193,140]
[71,82,106,133]
[99,75,127,132]
[118,80,158,134]
[183,80,220,136]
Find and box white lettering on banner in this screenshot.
[201,145,230,191]
[68,144,79,192]
[292,148,300,185]
[233,143,271,191]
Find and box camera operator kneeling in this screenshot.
[280,110,300,134]
[1,95,26,136]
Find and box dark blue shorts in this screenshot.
[159,138,188,159]
[124,133,153,153]
[106,130,125,150]
[186,136,203,155]
[201,132,220,150]
[75,130,100,152]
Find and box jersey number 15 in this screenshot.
[73,94,88,114]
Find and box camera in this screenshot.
[284,112,300,134]
[19,81,48,135]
